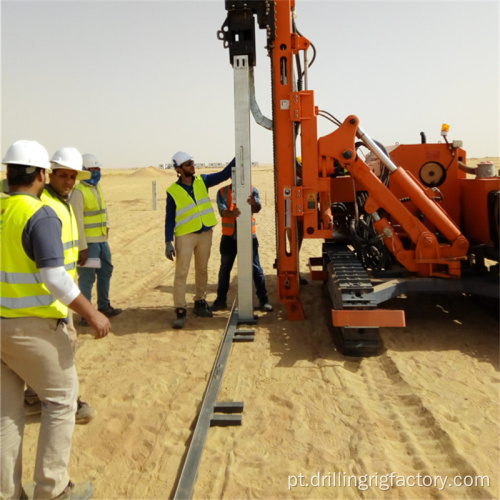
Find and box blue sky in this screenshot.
[2,0,499,168]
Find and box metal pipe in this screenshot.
[249,67,273,130]
[458,160,477,175]
[152,181,157,210]
[356,126,398,173]
[303,44,308,90]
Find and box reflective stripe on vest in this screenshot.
[167,176,217,237]
[0,194,68,318]
[41,189,79,279]
[74,182,107,237]
[220,185,256,236]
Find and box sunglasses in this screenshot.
[182,160,194,167]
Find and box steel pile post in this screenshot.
[232,55,254,322]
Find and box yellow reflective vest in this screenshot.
[0,194,68,318]
[74,182,107,237]
[41,188,79,279]
[167,176,217,237]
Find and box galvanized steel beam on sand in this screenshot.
[173,301,255,500]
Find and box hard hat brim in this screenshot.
[77,170,92,180]
[51,165,91,180]
[2,160,52,170]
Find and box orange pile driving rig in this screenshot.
[218,0,499,356]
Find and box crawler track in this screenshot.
[324,242,380,356]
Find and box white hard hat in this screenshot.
[51,147,91,180]
[82,153,102,170]
[2,140,51,169]
[172,151,193,168]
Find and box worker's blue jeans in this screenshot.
[215,235,268,304]
[77,242,114,310]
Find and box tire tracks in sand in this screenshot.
[341,353,492,498]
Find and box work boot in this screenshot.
[193,299,213,317]
[211,298,227,311]
[76,398,96,424]
[173,308,187,329]
[24,388,41,416]
[259,299,273,312]
[55,480,94,500]
[98,305,123,317]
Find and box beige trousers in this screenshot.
[0,317,78,499]
[173,229,213,309]
[66,310,77,354]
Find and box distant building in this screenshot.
[158,161,260,169]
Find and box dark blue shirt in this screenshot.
[165,158,234,242]
[6,193,65,268]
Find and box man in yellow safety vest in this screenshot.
[23,147,97,424]
[165,151,234,329]
[0,140,110,500]
[70,153,122,326]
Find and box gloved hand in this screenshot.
[165,241,175,261]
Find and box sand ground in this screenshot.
[15,161,500,499]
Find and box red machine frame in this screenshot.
[219,0,499,353]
